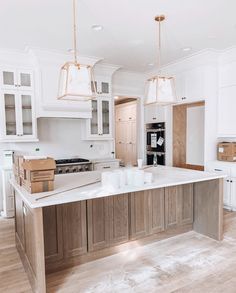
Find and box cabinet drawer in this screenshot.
[93,161,119,171]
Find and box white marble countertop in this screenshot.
[10,166,226,209]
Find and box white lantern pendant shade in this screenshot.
[58,62,95,101]
[145,15,177,105]
[146,76,176,105]
[57,0,96,101]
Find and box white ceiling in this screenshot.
[1,0,236,72]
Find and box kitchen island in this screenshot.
[11,166,225,293]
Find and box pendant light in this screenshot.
[145,15,177,105]
[57,0,96,101]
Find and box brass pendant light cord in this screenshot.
[158,18,161,74]
[73,0,78,64]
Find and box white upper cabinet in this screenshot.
[1,68,33,91]
[218,85,236,137]
[174,67,205,103]
[144,104,165,124]
[219,61,236,87]
[84,97,113,140]
[0,68,37,142]
[92,76,111,97]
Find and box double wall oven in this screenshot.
[146,122,166,165]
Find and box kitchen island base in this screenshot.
[14,179,223,293]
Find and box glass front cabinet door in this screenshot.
[87,97,112,139]
[0,68,37,141]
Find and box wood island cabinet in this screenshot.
[165,184,193,229]
[129,191,149,239]
[63,202,87,257]
[129,189,165,240]
[43,206,63,264]
[87,197,110,252]
[87,194,129,251]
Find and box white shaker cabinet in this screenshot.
[144,104,165,124]
[84,97,113,140]
[218,85,236,137]
[206,161,236,211]
[92,76,111,97]
[174,67,205,104]
[1,169,14,218]
[0,68,37,142]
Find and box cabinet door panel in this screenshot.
[109,194,129,246]
[87,197,110,252]
[23,204,37,275]
[63,201,87,257]
[1,69,16,89]
[15,192,24,248]
[218,86,236,136]
[43,206,63,263]
[129,191,149,239]
[179,184,193,225]
[165,186,179,229]
[165,184,193,229]
[148,189,165,234]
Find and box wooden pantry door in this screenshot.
[173,101,205,171]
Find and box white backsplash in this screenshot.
[0,118,114,211]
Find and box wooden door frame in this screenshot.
[173,101,205,171]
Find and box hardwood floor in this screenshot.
[1,211,236,293]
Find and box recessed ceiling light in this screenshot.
[91,24,103,31]
[182,47,192,52]
[114,96,119,100]
[148,63,154,67]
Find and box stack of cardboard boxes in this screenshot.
[13,155,56,193]
[218,142,236,162]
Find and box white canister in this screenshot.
[133,170,145,187]
[125,169,134,186]
[101,171,112,187]
[114,170,126,188]
[109,172,120,190]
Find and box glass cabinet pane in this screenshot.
[91,100,98,135]
[101,82,109,94]
[102,100,110,134]
[21,94,33,135]
[4,93,17,135]
[20,73,31,87]
[3,71,14,86]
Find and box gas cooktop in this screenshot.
[55,158,90,165]
[55,158,92,174]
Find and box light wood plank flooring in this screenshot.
[1,211,236,293]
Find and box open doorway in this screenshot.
[173,101,205,171]
[114,96,138,166]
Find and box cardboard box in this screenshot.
[22,180,54,194]
[218,142,236,162]
[18,156,25,179]
[22,158,56,172]
[25,169,55,182]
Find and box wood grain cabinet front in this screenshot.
[43,206,63,264]
[165,184,193,229]
[15,192,25,249]
[87,194,129,252]
[63,201,87,257]
[129,189,165,240]
[87,197,110,252]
